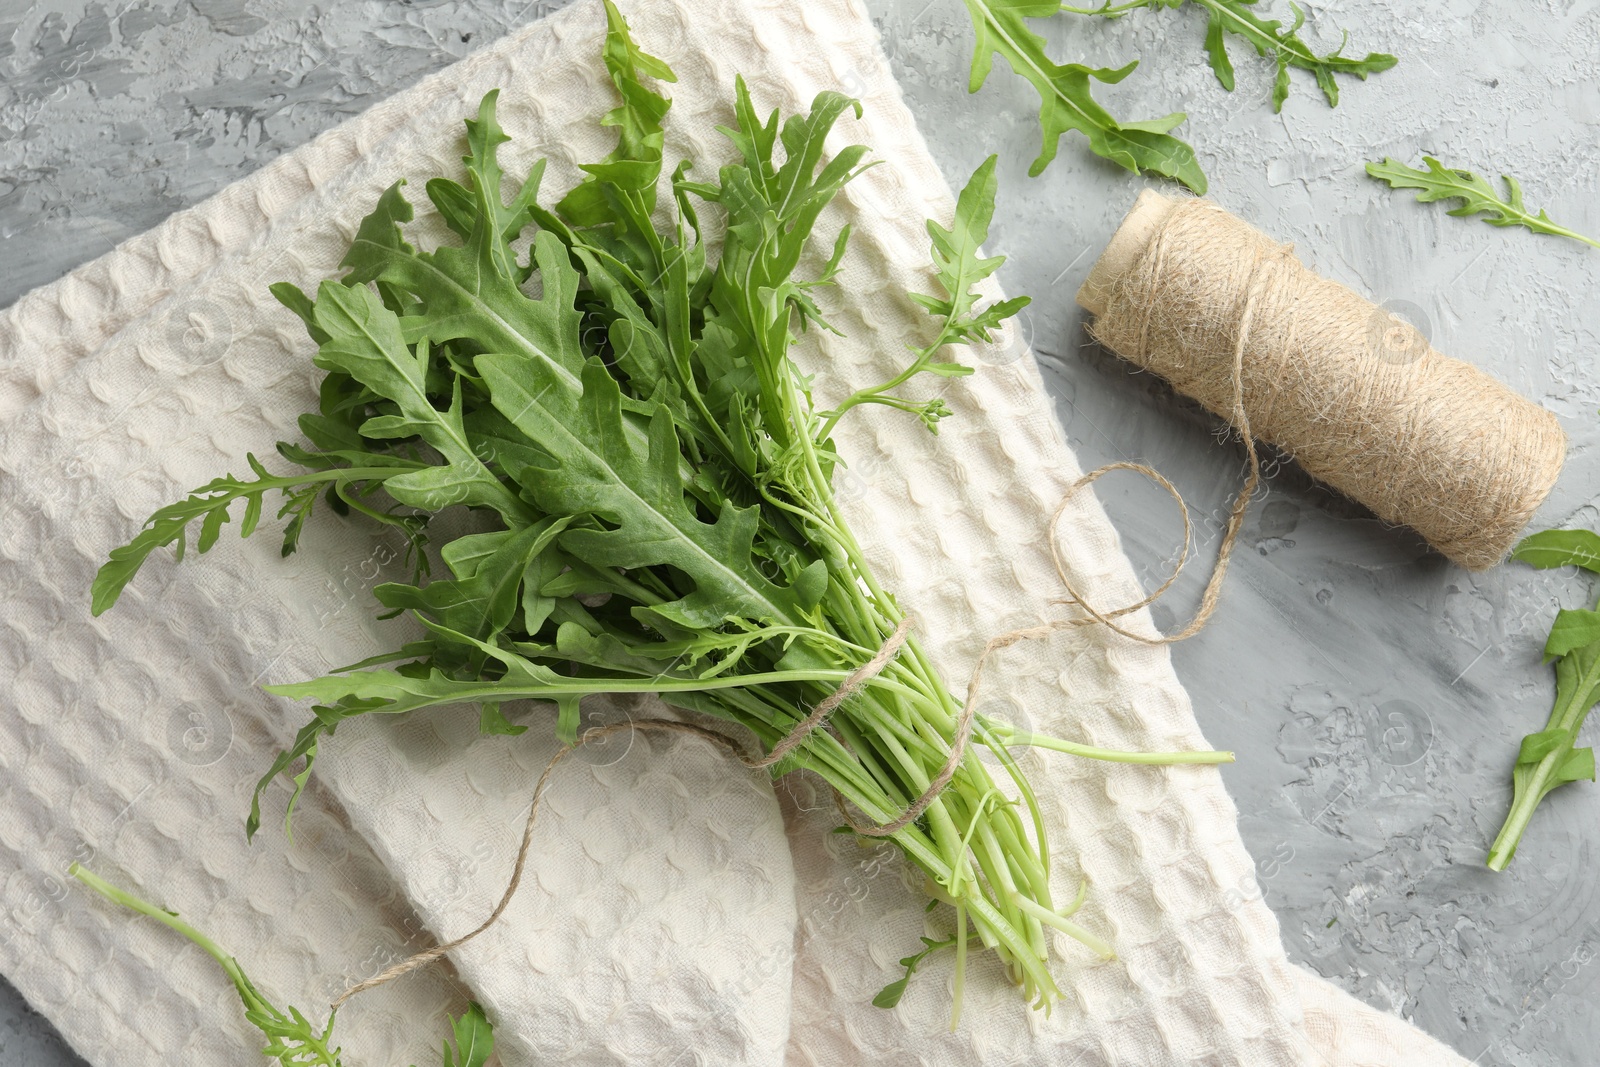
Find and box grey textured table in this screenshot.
[3,2,1597,1064]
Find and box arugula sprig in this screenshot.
[97,1,1230,1016]
[959,0,1207,190]
[89,453,427,617]
[71,864,493,1067]
[1063,0,1396,111]
[1487,531,1600,870]
[818,153,1028,439]
[949,0,1393,190]
[1367,157,1600,250]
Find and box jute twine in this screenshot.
[1078,190,1566,572]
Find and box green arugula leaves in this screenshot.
[1367,157,1600,250]
[954,0,1394,191]
[818,153,1027,439]
[1488,531,1600,870]
[1145,0,1395,110]
[95,0,1089,1015]
[961,0,1205,190]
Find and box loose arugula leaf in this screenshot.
[1513,529,1600,573]
[1487,638,1600,871]
[1191,0,1394,108]
[1488,526,1600,869]
[1368,157,1600,250]
[959,0,1206,190]
[1068,0,1395,110]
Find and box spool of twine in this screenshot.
[1077,190,1566,571]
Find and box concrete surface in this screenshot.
[2,1,1598,1064]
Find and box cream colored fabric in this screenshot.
[0,0,1470,1064]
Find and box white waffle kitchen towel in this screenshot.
[0,0,1474,1064]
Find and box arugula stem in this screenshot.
[816,320,958,443]
[988,723,1235,765]
[1488,780,1546,873]
[72,864,248,990]
[72,865,350,1066]
[1014,895,1114,958]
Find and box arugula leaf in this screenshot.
[308,281,529,522]
[819,155,1029,438]
[912,153,1030,343]
[1514,529,1600,573]
[1487,638,1600,871]
[556,0,674,226]
[1070,0,1396,110]
[1546,608,1600,661]
[339,180,591,389]
[1195,0,1394,108]
[873,935,972,1009]
[1368,157,1600,250]
[89,453,425,616]
[441,1002,494,1067]
[71,865,347,1066]
[1488,527,1600,869]
[959,0,1206,190]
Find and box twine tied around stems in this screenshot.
[331,442,1246,1014]
[331,616,920,1011]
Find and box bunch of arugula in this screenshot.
[72,865,493,1067]
[951,0,1395,193]
[1486,531,1600,870]
[92,1,1227,1011]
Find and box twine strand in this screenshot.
[1049,241,1281,645]
[745,615,914,770]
